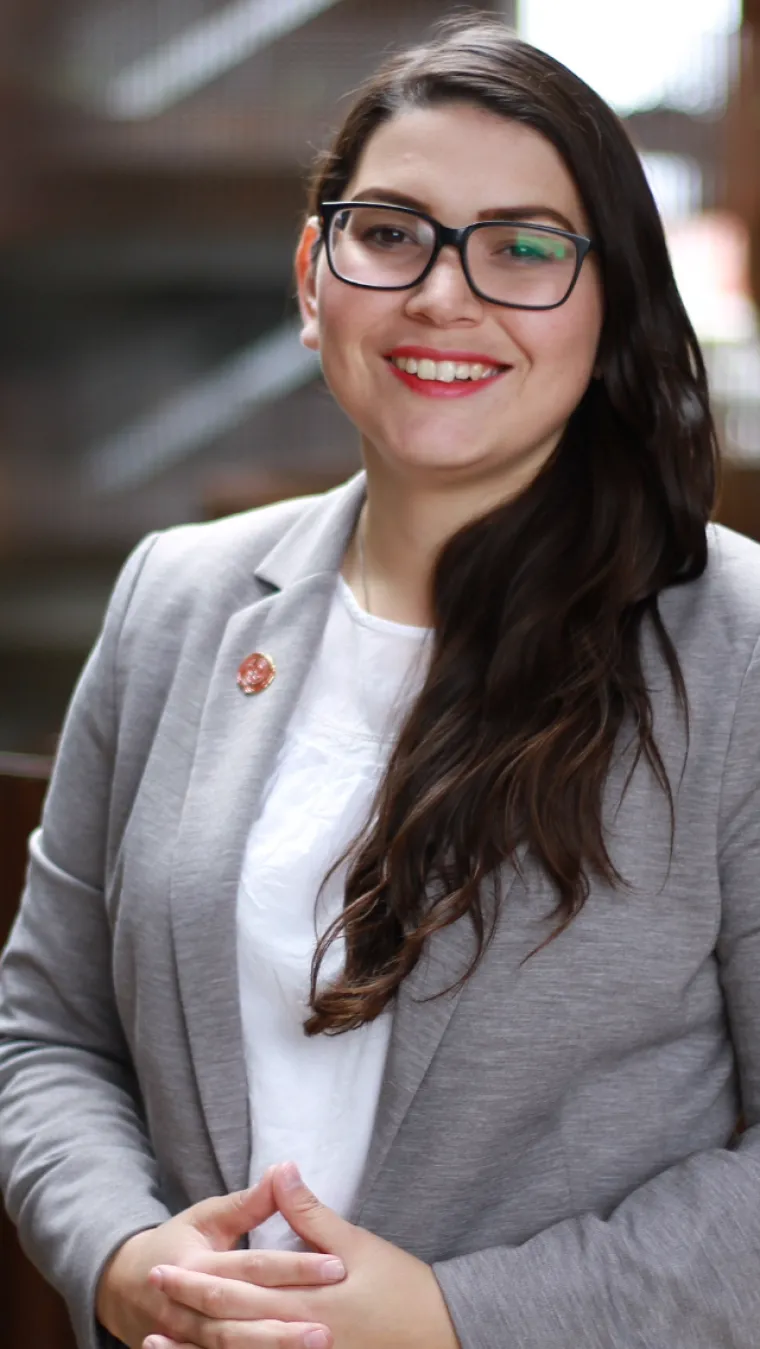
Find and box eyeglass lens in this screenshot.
[327,205,579,308]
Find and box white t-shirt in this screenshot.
[236,575,431,1249]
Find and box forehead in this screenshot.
[345,102,589,232]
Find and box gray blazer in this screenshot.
[2,472,760,1349]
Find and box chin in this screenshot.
[378,442,493,478]
[368,424,489,467]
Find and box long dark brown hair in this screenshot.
[303,13,720,1035]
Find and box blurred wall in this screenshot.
[0,0,513,752]
[1,0,758,754]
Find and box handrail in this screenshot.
[0,752,53,781]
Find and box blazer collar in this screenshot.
[254,470,366,593]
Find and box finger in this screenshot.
[272,1164,349,1258]
[144,1320,332,1348]
[151,1265,274,1321]
[191,1168,279,1248]
[153,1268,313,1322]
[145,1339,198,1349]
[181,1247,347,1287]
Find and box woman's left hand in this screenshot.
[144,1161,460,1349]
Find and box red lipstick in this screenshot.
[384,346,510,399]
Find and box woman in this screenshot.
[1,14,759,1349]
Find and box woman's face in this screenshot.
[297,102,604,496]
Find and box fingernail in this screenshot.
[281,1161,302,1190]
[303,1331,330,1349]
[148,1266,165,1288]
[320,1258,346,1281]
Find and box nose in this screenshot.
[403,244,483,325]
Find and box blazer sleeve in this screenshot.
[432,632,760,1349]
[0,534,172,1349]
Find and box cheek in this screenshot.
[316,274,361,370]
[513,290,602,395]
[316,279,393,400]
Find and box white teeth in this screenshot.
[391,355,501,382]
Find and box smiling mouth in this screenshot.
[384,354,510,398]
[386,354,508,383]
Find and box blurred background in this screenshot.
[1,5,759,1343]
[0,0,758,756]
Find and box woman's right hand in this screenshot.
[95,1171,281,1348]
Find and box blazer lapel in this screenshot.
[169,475,365,1194]
[352,846,530,1222]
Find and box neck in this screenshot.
[345,459,523,627]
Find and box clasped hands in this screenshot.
[98,1161,459,1349]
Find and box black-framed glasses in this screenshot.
[319,201,595,311]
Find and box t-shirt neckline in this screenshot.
[336,573,432,639]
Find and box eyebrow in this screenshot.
[350,186,579,234]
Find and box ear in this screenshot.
[295,216,321,353]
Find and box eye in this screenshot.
[511,241,547,259]
[335,206,429,249]
[364,225,414,247]
[507,235,571,262]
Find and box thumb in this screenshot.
[190,1165,278,1249]
[272,1162,352,1256]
